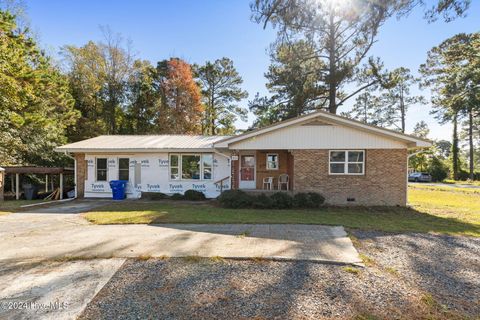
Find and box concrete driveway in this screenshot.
[0,201,360,264]
[0,200,360,319]
[0,259,125,320]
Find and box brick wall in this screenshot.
[75,153,86,198]
[231,152,239,190]
[292,149,407,206]
[255,150,290,190]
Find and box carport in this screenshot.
[0,166,74,201]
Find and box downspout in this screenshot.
[213,150,231,159]
[408,149,427,159]
[408,148,429,173]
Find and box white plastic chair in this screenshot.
[263,177,273,190]
[278,174,289,190]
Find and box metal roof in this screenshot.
[56,135,229,153]
[2,166,74,174]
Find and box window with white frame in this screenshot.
[170,154,213,181]
[266,153,279,170]
[170,154,180,180]
[202,154,213,179]
[118,158,129,180]
[96,158,107,181]
[329,150,364,175]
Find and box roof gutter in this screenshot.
[55,148,219,153]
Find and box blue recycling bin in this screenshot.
[109,180,128,200]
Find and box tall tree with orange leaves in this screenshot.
[156,58,203,134]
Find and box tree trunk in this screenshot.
[400,102,405,133]
[400,88,405,133]
[327,12,337,114]
[210,93,216,135]
[452,112,459,180]
[468,106,474,180]
[364,101,367,123]
[211,116,216,135]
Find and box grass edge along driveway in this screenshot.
[0,200,46,215]
[84,186,479,237]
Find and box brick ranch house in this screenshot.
[56,110,431,206]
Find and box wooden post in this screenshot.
[0,168,4,201]
[15,173,20,200]
[59,173,63,200]
[45,174,48,192]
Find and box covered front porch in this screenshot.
[231,150,294,191]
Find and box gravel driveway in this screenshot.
[351,230,480,317]
[79,232,480,320]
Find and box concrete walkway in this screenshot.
[0,202,361,265]
[0,259,125,320]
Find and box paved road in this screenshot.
[409,182,480,189]
[0,201,360,264]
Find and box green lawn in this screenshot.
[0,200,46,215]
[84,185,480,237]
[408,184,480,225]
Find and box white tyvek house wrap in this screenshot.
[84,153,231,199]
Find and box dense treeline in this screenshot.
[61,30,248,141]
[0,0,478,180]
[0,11,78,166]
[0,12,248,166]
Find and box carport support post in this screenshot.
[59,173,63,200]
[0,168,4,201]
[15,173,20,200]
[45,174,48,192]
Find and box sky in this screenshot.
[22,0,480,141]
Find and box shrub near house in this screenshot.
[218,190,325,209]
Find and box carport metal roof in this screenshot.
[2,167,74,174]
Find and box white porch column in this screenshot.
[0,168,4,201]
[15,173,20,200]
[59,173,64,200]
[74,158,77,198]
